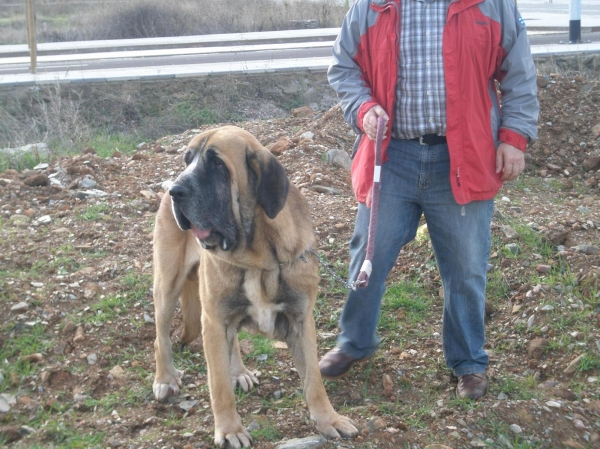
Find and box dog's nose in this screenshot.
[169,184,187,200]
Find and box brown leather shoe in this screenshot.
[456,373,489,400]
[319,347,372,379]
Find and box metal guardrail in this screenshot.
[0,41,336,65]
[0,57,335,86]
[2,19,600,88]
[1,40,599,88]
[0,28,342,58]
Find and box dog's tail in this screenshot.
[179,270,202,345]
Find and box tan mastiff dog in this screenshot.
[152,126,358,447]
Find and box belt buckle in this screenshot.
[418,135,426,145]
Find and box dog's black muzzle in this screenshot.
[169,183,192,231]
[169,181,237,252]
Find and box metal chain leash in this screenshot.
[308,248,357,290]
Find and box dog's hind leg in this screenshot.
[179,270,202,345]
[286,313,358,440]
[229,335,259,392]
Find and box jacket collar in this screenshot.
[448,0,484,15]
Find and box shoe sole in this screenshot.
[320,354,375,380]
[456,389,488,400]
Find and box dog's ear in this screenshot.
[247,147,290,219]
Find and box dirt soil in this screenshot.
[1,73,600,449]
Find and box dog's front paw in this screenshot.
[231,369,260,393]
[214,424,253,448]
[315,413,358,439]
[153,368,183,401]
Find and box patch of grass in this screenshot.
[495,375,540,400]
[578,353,600,372]
[86,294,132,325]
[173,103,219,125]
[282,98,305,111]
[87,133,142,158]
[49,255,81,276]
[380,279,432,329]
[511,223,555,259]
[378,401,404,416]
[488,435,541,449]
[88,249,109,259]
[238,330,276,359]
[479,415,511,438]
[403,402,435,430]
[446,396,480,411]
[0,323,54,390]
[486,268,510,302]
[0,148,46,172]
[77,203,110,221]
[85,384,150,413]
[163,411,186,428]
[120,272,152,302]
[172,345,206,374]
[41,419,105,448]
[360,359,379,399]
[249,419,283,442]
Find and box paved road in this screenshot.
[518,0,600,29]
[0,0,598,85]
[1,31,598,78]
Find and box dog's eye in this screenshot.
[205,149,225,170]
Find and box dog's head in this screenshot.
[169,126,290,251]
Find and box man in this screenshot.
[319,0,539,400]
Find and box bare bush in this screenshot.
[3,0,348,43]
[79,0,347,39]
[83,1,197,40]
[35,85,92,151]
[0,84,91,153]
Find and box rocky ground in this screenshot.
[1,73,600,449]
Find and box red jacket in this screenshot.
[328,0,539,205]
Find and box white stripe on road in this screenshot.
[0,57,334,86]
[0,41,335,65]
[1,41,599,87]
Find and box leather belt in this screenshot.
[410,134,447,146]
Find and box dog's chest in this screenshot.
[242,269,285,337]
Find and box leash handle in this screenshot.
[354,116,385,290]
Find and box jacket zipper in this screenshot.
[456,167,461,187]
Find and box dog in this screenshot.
[152,126,358,447]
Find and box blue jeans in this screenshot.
[337,138,493,377]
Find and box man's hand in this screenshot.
[496,143,525,181]
[362,105,389,141]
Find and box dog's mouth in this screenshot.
[190,226,211,241]
[171,200,232,251]
[190,225,231,251]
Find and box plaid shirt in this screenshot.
[392,0,451,140]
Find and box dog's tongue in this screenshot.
[191,225,211,240]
